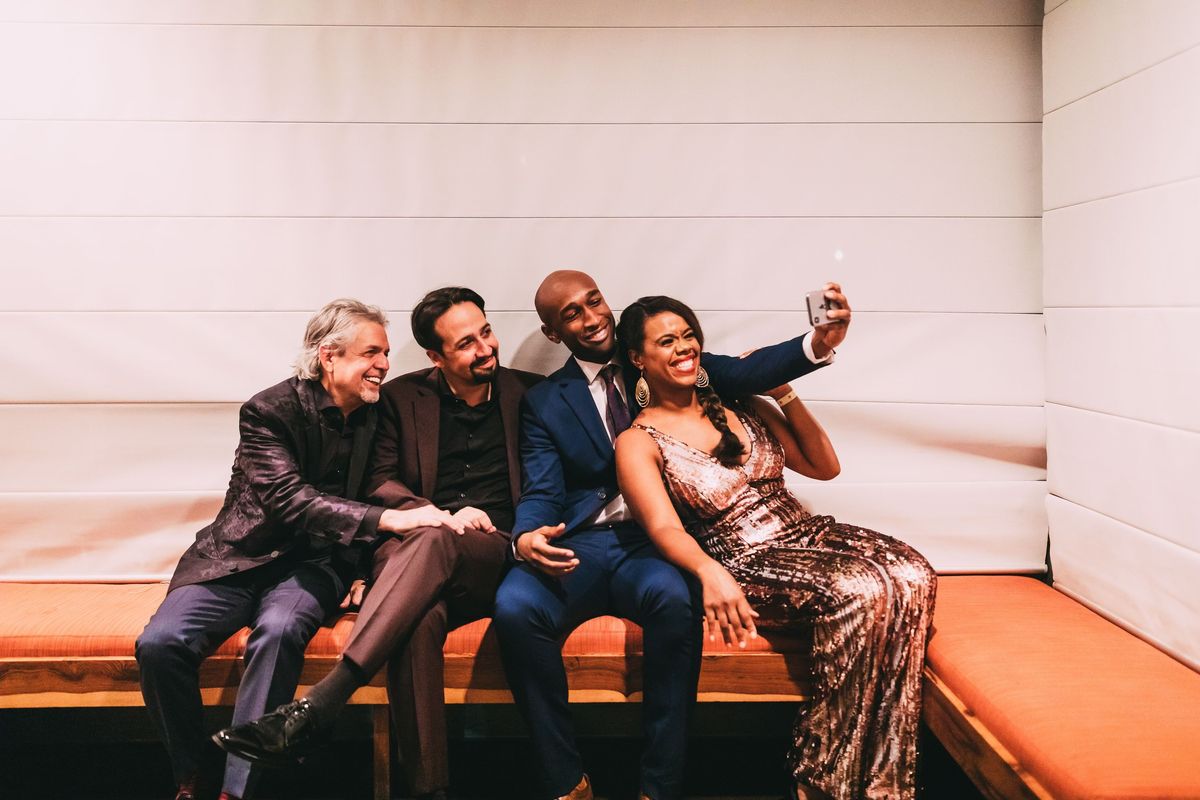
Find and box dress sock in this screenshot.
[304,658,367,725]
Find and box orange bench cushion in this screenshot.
[0,581,806,660]
[929,576,1200,800]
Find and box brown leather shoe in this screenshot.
[557,774,593,800]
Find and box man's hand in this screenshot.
[453,506,496,533]
[339,579,367,610]
[516,523,578,576]
[379,506,466,535]
[697,561,759,648]
[810,281,851,359]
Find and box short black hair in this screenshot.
[411,287,487,352]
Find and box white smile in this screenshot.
[671,357,696,374]
[364,376,382,385]
[583,322,610,343]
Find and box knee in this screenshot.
[135,622,192,668]
[252,609,320,653]
[492,576,558,639]
[637,567,698,626]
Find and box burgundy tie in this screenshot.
[601,364,632,437]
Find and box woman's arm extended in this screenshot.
[615,427,758,647]
[749,393,840,481]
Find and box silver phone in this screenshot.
[806,289,838,327]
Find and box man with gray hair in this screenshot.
[136,299,465,800]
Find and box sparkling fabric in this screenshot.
[634,409,937,800]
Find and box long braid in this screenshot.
[698,385,745,465]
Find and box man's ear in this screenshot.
[320,344,336,367]
[425,348,444,368]
[540,324,560,344]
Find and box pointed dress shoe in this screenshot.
[212,698,325,767]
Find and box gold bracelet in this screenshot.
[775,388,798,407]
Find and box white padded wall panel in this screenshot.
[0,2,1043,579]
[1,217,1042,313]
[1044,46,1200,210]
[0,121,1043,218]
[0,401,1042,493]
[1,405,238,492]
[0,1,1044,27]
[794,481,1047,573]
[0,311,1045,405]
[1044,1,1070,15]
[0,24,1041,123]
[1043,178,1200,308]
[0,492,224,581]
[1045,308,1200,432]
[1043,0,1200,112]
[0,482,1046,581]
[1047,404,1200,553]
[1048,497,1200,670]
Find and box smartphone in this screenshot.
[806,289,839,327]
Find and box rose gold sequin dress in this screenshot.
[634,409,936,800]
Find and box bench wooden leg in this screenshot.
[372,705,391,800]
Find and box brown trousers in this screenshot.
[341,526,509,795]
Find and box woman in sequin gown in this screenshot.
[613,297,937,800]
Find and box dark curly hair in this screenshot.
[617,296,745,465]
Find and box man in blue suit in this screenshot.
[493,270,850,800]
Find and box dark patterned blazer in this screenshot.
[363,365,544,527]
[168,377,380,592]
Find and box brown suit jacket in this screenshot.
[364,365,543,527]
[168,377,379,592]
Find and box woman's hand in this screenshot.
[697,561,759,648]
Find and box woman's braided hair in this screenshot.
[616,296,746,465]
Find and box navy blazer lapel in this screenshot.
[414,370,442,498]
[556,359,612,457]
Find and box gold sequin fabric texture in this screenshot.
[635,409,937,800]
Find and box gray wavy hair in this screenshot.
[293,298,390,380]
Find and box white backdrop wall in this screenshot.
[0,1,1045,580]
[1043,0,1200,668]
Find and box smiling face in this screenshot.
[537,272,617,363]
[428,301,500,389]
[629,311,702,393]
[320,321,390,414]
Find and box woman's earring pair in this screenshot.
[635,367,709,407]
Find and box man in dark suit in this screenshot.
[493,271,850,800]
[137,299,465,800]
[215,287,541,800]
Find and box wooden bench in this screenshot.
[924,576,1200,800]
[5,577,1199,799]
[0,581,812,800]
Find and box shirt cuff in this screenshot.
[358,505,385,540]
[803,333,836,365]
[510,532,527,561]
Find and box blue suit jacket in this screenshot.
[512,334,826,536]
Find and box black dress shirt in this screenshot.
[431,376,514,532]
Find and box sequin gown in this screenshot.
[633,409,937,800]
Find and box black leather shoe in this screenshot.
[212,698,326,767]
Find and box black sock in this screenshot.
[304,658,367,724]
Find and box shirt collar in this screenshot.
[574,356,621,385]
[436,369,494,403]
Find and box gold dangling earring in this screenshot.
[634,371,651,408]
[695,367,710,389]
